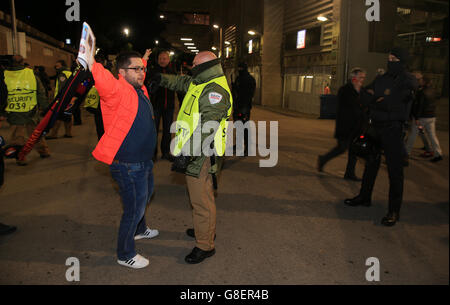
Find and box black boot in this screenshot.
[185,247,216,264]
[0,223,17,235]
[381,212,400,227]
[344,195,371,207]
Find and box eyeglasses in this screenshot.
[124,66,147,73]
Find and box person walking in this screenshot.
[232,62,256,156]
[88,49,159,269]
[344,48,418,226]
[406,73,443,162]
[318,68,367,181]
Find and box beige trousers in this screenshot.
[47,119,73,137]
[186,158,216,251]
[9,124,49,156]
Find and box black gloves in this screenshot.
[171,155,192,174]
[148,72,162,95]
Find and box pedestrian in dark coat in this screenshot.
[146,51,177,161]
[232,62,256,155]
[318,68,367,180]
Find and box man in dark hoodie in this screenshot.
[232,62,256,156]
[344,48,418,227]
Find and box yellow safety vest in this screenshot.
[174,76,233,157]
[54,70,72,98]
[83,86,100,109]
[4,68,38,113]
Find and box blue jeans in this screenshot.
[110,160,154,261]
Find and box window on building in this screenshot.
[286,26,323,50]
[26,41,31,53]
[298,76,304,92]
[304,76,313,94]
[288,75,297,91]
[183,13,210,25]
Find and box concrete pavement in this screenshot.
[0,107,448,285]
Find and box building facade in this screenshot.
[214,0,449,116]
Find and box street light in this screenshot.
[248,30,256,36]
[160,15,165,19]
[213,24,223,58]
[123,28,130,37]
[155,40,159,45]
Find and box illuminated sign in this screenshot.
[297,30,306,49]
[426,37,442,42]
[249,40,253,54]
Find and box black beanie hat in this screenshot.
[389,47,410,63]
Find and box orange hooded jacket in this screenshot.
[91,59,149,165]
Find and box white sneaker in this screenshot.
[117,254,149,269]
[134,228,159,240]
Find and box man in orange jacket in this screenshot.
[89,49,159,269]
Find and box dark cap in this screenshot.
[389,47,410,63]
[238,62,248,70]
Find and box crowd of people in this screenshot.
[318,47,444,227]
[0,46,445,268]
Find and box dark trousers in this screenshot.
[86,106,104,140]
[0,153,4,187]
[321,136,357,177]
[73,106,82,125]
[360,121,404,214]
[234,112,251,154]
[154,107,174,156]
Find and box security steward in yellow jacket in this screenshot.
[150,51,232,264]
[0,55,50,165]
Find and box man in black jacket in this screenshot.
[232,62,256,156]
[146,51,177,161]
[318,68,366,180]
[344,48,418,226]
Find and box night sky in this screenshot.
[0,0,167,55]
